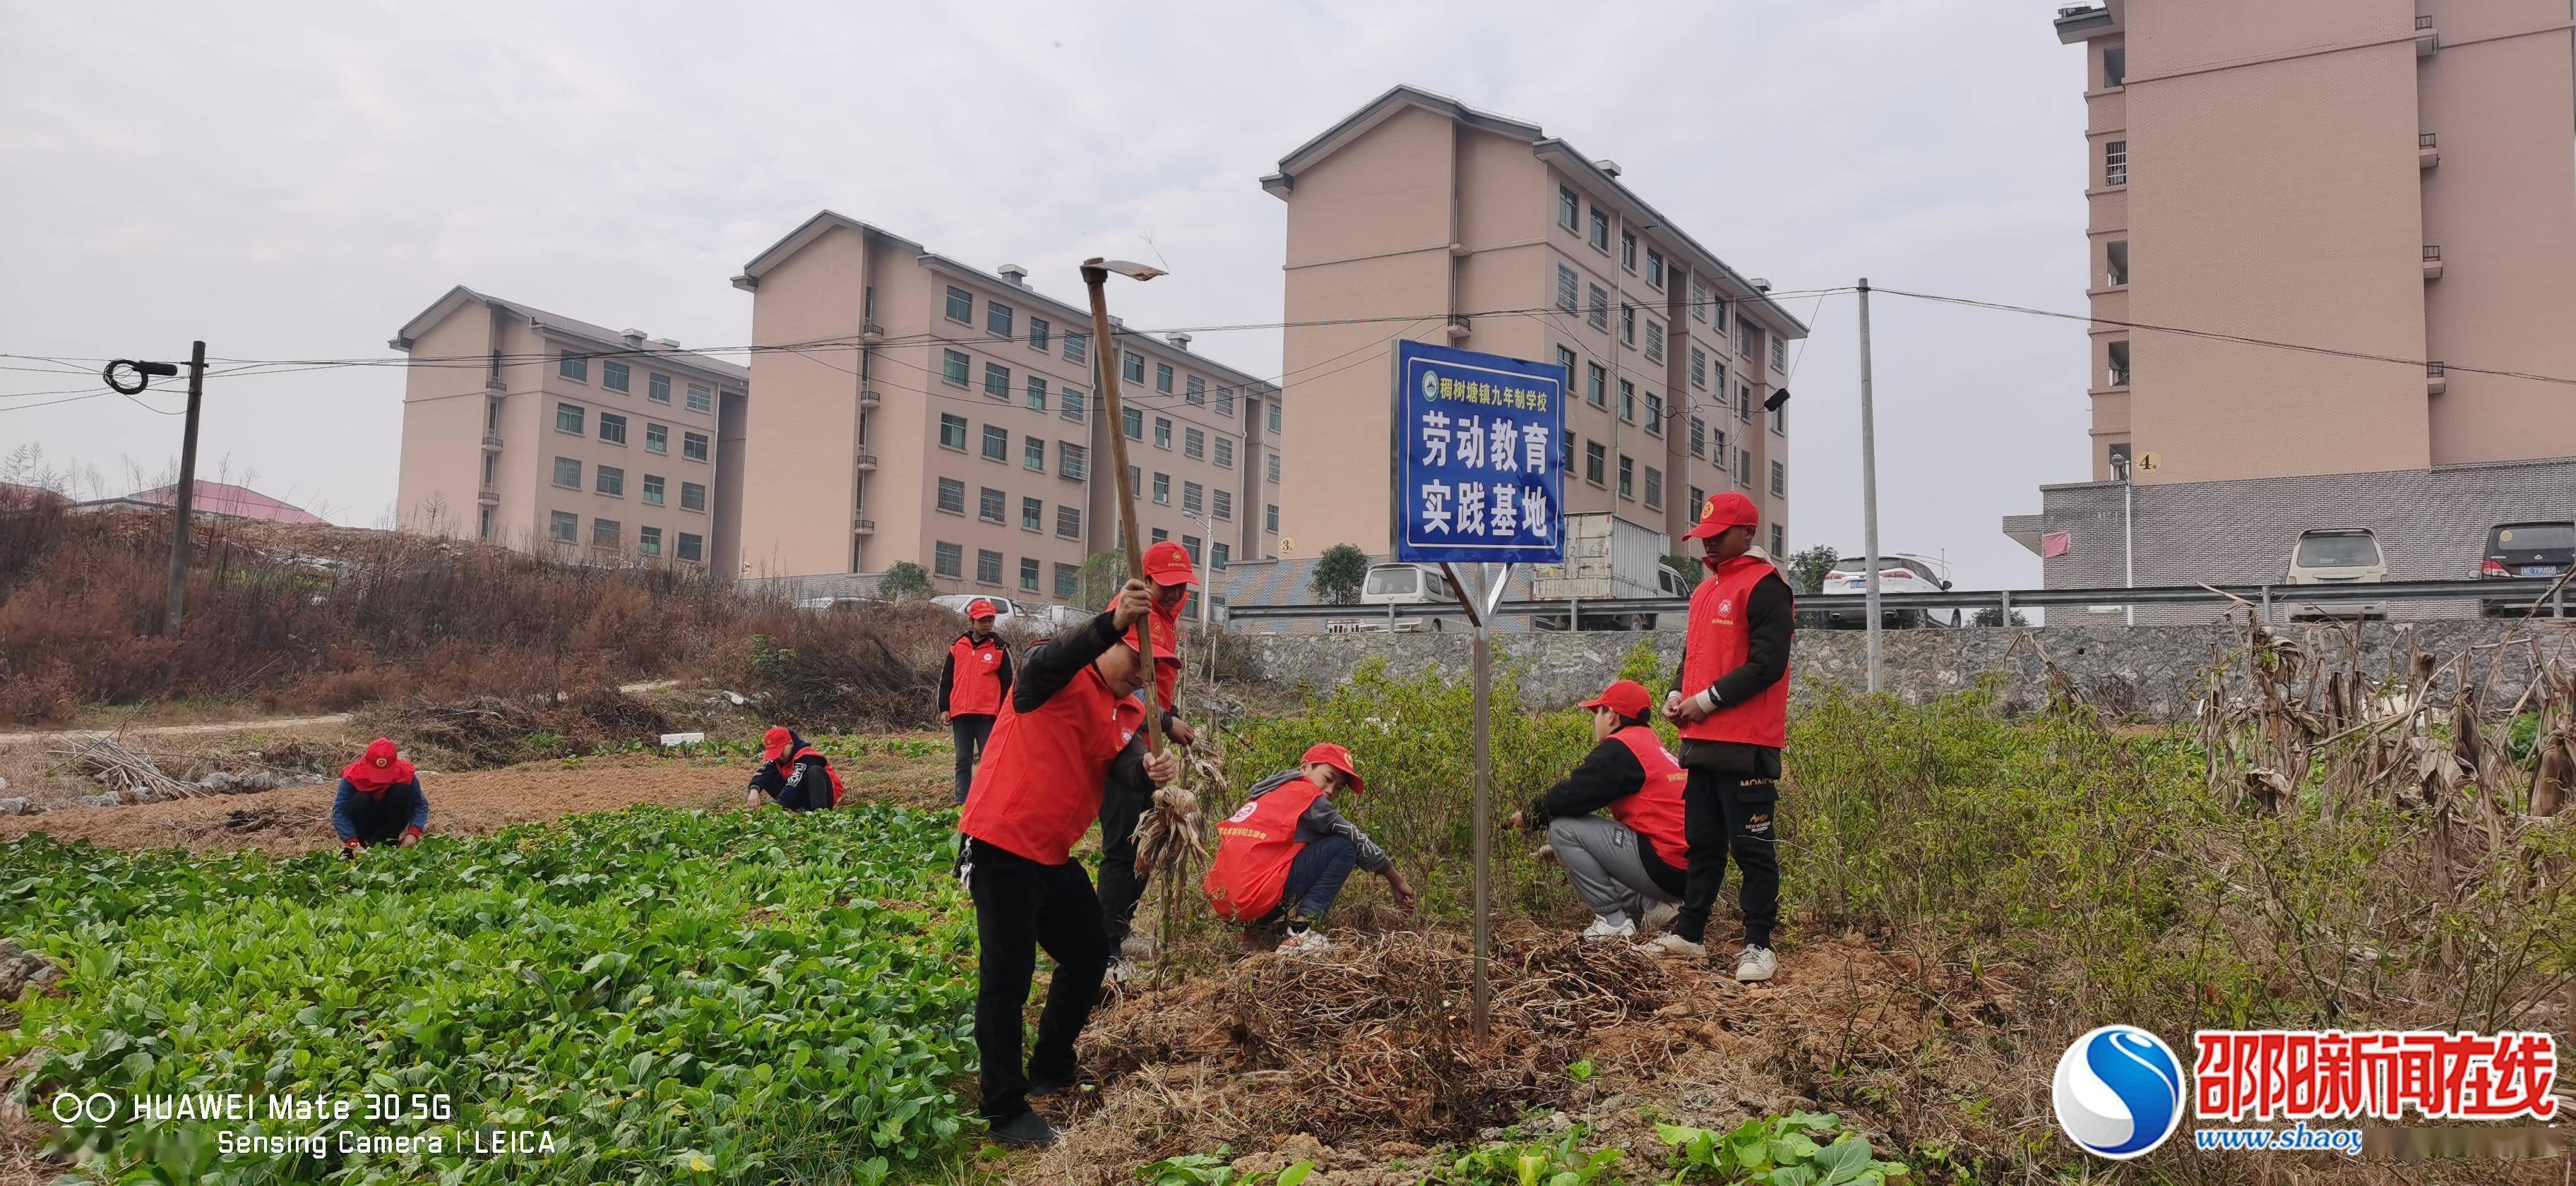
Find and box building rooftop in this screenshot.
[79,479,327,525]
[388,284,750,385]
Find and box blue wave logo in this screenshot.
[2052,1024,2185,1159]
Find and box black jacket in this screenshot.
[1673,570,1794,777]
[936,633,1015,717]
[1522,736,1685,895]
[749,733,837,812]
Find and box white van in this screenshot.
[1354,563,1456,632]
[2282,528,2387,620]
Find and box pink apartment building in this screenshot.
[393,287,750,573]
[729,212,1280,600]
[2008,0,2576,615]
[1265,85,1806,559]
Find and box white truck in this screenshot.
[1530,513,1686,630]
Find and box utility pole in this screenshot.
[163,341,208,633]
[1856,281,1883,693]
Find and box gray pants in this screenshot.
[1549,815,1680,926]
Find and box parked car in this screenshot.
[1811,553,1956,629]
[929,593,1030,632]
[2279,527,2388,621]
[1352,563,1455,632]
[2480,520,2575,617]
[797,594,880,611]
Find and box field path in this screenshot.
[0,680,684,750]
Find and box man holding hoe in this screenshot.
[1097,537,1200,977]
[1647,491,1793,983]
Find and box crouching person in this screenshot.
[957,579,1178,1149]
[1203,743,1415,954]
[1508,680,1689,940]
[335,738,427,857]
[745,726,845,813]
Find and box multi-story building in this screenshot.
[2010,1,2576,615]
[1264,85,1806,559]
[729,211,1280,599]
[391,287,750,573]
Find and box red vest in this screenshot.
[1202,777,1328,922]
[948,633,1008,717]
[957,667,1142,865]
[1103,594,1185,708]
[1678,555,1791,748]
[1605,726,1690,868]
[771,747,846,805]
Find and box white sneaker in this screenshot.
[1638,933,1706,959]
[1120,934,1155,962]
[1104,958,1139,985]
[1734,945,1779,983]
[1640,902,1681,934]
[1581,915,1637,940]
[1276,927,1332,955]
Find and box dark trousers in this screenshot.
[1254,835,1359,927]
[950,714,994,805]
[1097,777,1150,952]
[1671,769,1780,947]
[963,838,1109,1124]
[345,783,424,844]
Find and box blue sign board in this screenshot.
[1391,341,1566,565]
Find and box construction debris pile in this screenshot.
[31,736,333,813]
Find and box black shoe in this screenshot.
[988,1110,1058,1148]
[1028,1070,1082,1099]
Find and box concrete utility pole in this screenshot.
[164,341,208,633]
[1856,282,1883,693]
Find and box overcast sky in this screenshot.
[1,0,2089,590]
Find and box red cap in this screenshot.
[1683,491,1761,540]
[1300,742,1365,795]
[1141,540,1199,587]
[762,726,793,762]
[965,599,998,621]
[1580,679,1654,719]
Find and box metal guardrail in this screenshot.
[1224,576,2572,624]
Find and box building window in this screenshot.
[1213,489,1232,520]
[1265,503,1279,532]
[1057,505,1082,538]
[557,351,588,382]
[1714,361,1728,393]
[592,517,619,549]
[645,422,668,454]
[1771,400,1787,435]
[1123,352,1146,383]
[1152,472,1170,505]
[1690,417,1707,458]
[1054,563,1080,597]
[601,361,628,393]
[1691,347,1707,388]
[1556,265,1578,311]
[1737,448,1753,486]
[674,532,701,563]
[946,286,974,323]
[1062,388,1085,421]
[1027,316,1050,351]
[987,301,1013,339]
[552,456,581,489]
[1645,321,1664,362]
[1689,485,1705,513]
[1130,466,1141,497]
[1268,402,1280,433]
[1585,441,1606,485]
[1268,454,1280,484]
[1020,496,1043,531]
[1061,443,1087,479]
[1737,321,1756,355]
[1645,391,1664,436]
[1569,362,1597,408]
[942,350,970,385]
[1063,330,1087,364]
[976,549,1003,585]
[1024,436,1046,471]
[1554,346,1577,383]
[1691,280,1710,322]
[1772,336,1787,373]
[1150,527,1168,544]
[1587,284,1609,330]
[1018,557,1039,592]
[686,383,712,414]
[595,465,624,498]
[984,362,1010,399]
[939,413,969,450]
[1618,455,1634,498]
[549,510,578,542]
[934,541,962,577]
[1026,375,1048,411]
[1211,542,1230,570]
[1588,208,1609,251]
[1186,375,1205,405]
[1646,249,1665,289]
[1217,388,1236,417]
[1737,383,1753,423]
[2106,241,2128,287]
[643,474,664,506]
[1770,460,1787,496]
[1155,362,1174,394]
[1181,534,1202,565]
[2108,340,2130,388]
[936,478,966,515]
[1184,427,1205,460]
[2109,441,2133,480]
[1215,436,1234,467]
[1770,524,1784,556]
[648,372,670,403]
[1558,185,1580,230]
[1621,229,1637,271]
[982,424,1009,462]
[598,412,626,445]
[556,402,585,434]
[1645,465,1663,510]
[2103,45,2125,88]
[1621,304,1637,346]
[2104,140,2127,186]
[1618,379,1636,422]
[1563,429,1575,466]
[1182,481,1203,515]
[1154,417,1172,450]
[680,481,706,512]
[639,526,662,558]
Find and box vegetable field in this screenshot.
[4,804,977,1184]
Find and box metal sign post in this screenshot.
[1391,342,1566,1044]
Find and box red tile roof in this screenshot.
[118,481,326,525]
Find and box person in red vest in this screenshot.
[744,726,845,813]
[1097,539,1200,975]
[957,578,1178,1149]
[1647,491,1792,983]
[1505,679,1690,940]
[1203,743,1416,954]
[938,600,1015,805]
